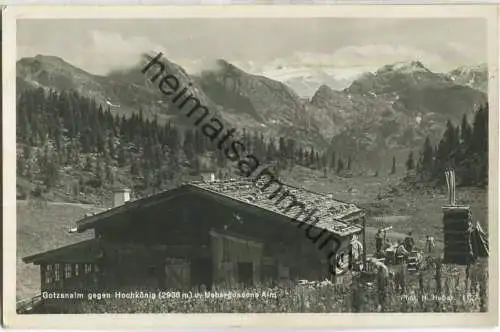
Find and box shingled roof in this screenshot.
[74,178,364,237]
[191,178,364,236]
[23,239,102,265]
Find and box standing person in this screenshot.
[404,232,415,252]
[366,257,389,308]
[374,259,389,311]
[426,235,435,253]
[375,229,384,255]
[350,235,363,271]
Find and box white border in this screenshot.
[2,4,499,329]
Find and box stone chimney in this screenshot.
[113,188,131,207]
[201,172,216,183]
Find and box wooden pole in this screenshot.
[445,170,451,205]
[40,264,46,290]
[362,216,367,270]
[451,169,456,206]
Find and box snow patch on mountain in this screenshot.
[377,61,431,74]
[447,63,488,93]
[259,65,374,98]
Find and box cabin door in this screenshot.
[190,258,213,288]
[237,262,254,286]
[164,259,190,290]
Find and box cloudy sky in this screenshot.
[17,18,487,77]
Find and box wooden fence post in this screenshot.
[362,216,367,269]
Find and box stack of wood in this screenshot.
[442,169,476,265]
[442,206,475,265]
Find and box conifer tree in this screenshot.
[309,147,316,167]
[330,152,336,171]
[266,138,277,162]
[337,158,344,174]
[287,138,296,167]
[406,151,415,171]
[391,156,396,174]
[320,153,327,171]
[296,147,304,166]
[460,113,472,147]
[420,136,434,177]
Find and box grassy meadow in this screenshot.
[59,256,489,313]
[16,201,103,300]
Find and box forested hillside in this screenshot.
[16,88,354,203]
[413,103,488,186]
[17,55,488,173]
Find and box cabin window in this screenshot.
[74,264,79,276]
[64,264,72,278]
[54,264,61,281]
[94,264,99,273]
[84,264,92,274]
[45,265,53,284]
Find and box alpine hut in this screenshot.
[23,175,366,299]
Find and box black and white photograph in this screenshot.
[2,4,498,328]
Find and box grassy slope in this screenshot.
[16,201,104,300]
[281,166,488,253]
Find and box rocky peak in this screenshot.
[447,63,488,93]
[17,54,87,76]
[378,60,430,74]
[311,84,341,104]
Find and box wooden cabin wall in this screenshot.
[93,194,226,290]
[90,192,358,289]
[95,195,211,246]
[39,262,100,293]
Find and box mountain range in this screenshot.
[16,54,488,169]
[259,66,361,98]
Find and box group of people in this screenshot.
[347,227,436,272]
[375,229,436,260]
